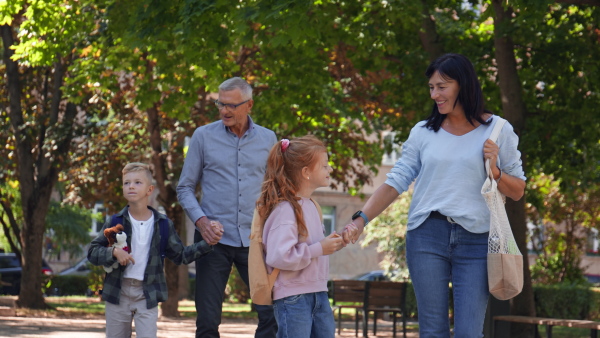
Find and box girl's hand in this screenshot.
[342,222,362,244]
[320,232,345,255]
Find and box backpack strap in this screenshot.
[310,198,324,223]
[110,214,123,228]
[159,218,169,263]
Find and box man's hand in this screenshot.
[196,217,224,245]
[113,248,135,266]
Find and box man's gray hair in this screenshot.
[219,77,253,100]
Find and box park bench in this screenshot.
[360,281,408,338]
[494,315,600,338]
[331,280,408,337]
[331,280,366,336]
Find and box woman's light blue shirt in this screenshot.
[384,116,526,233]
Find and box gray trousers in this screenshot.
[105,278,158,338]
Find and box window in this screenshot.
[321,206,336,235]
[382,131,402,166]
[91,202,107,236]
[587,228,599,256]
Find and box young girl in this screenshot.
[257,135,344,338]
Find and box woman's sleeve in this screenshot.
[498,121,526,181]
[384,125,422,194]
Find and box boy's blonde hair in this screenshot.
[122,162,154,184]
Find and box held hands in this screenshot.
[320,232,345,255]
[196,216,224,245]
[113,247,135,266]
[342,222,362,245]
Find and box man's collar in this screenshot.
[223,115,254,136]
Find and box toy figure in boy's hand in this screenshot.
[103,224,130,273]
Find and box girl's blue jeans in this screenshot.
[273,291,335,338]
[407,215,489,338]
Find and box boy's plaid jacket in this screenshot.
[88,205,212,309]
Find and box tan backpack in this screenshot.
[248,199,323,305]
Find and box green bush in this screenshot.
[533,283,599,320]
[49,275,90,296]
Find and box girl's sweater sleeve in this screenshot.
[263,203,323,271]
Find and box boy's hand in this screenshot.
[196,217,224,245]
[113,247,135,266]
[320,232,345,255]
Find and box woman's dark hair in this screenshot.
[424,53,491,131]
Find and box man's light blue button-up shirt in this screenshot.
[177,117,277,247]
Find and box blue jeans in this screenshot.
[273,291,335,338]
[194,237,277,338]
[406,216,489,338]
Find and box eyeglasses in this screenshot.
[214,99,250,111]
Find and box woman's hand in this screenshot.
[320,232,345,255]
[342,222,362,244]
[483,139,500,168]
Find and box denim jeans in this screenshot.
[406,216,489,338]
[194,237,277,338]
[273,291,335,338]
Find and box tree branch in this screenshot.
[418,0,444,62]
[1,23,34,217]
[0,195,22,258]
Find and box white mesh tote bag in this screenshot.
[482,117,524,300]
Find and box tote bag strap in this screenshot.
[489,117,506,143]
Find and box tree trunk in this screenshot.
[146,103,183,317]
[2,22,77,309]
[418,0,445,61]
[492,1,536,336]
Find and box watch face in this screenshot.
[352,211,361,220]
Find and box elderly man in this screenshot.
[177,77,277,338]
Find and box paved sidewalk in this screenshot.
[0,315,419,337]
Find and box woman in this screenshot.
[343,53,526,337]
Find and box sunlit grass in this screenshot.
[39,296,257,319]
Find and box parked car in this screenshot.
[352,270,390,281]
[58,257,93,276]
[0,253,53,295]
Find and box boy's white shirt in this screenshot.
[123,211,155,280]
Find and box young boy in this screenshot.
[88,162,219,338]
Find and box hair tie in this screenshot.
[281,139,290,152]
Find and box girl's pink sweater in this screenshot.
[263,197,329,301]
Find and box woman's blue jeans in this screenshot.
[406,216,489,338]
[273,291,335,338]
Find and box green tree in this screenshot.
[0,0,101,308]
[361,191,412,281]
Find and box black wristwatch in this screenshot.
[351,210,369,227]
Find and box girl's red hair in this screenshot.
[256,135,327,237]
